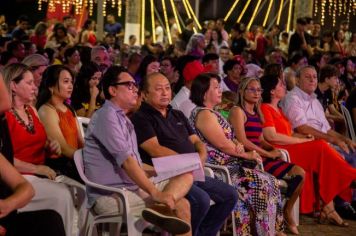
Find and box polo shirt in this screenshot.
[131,102,196,165]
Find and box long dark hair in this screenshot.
[71,62,103,110]
[36,65,74,110]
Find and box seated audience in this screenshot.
[171,59,206,118]
[83,66,192,235]
[316,65,345,133]
[63,47,81,76]
[71,62,104,118]
[22,54,49,98]
[221,59,244,93]
[0,70,67,236]
[346,87,356,129]
[131,72,237,236]
[36,65,83,181]
[134,54,160,85]
[229,77,305,234]
[189,73,285,236]
[260,73,356,226]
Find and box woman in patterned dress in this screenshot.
[189,73,285,236]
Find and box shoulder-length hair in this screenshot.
[36,64,74,109]
[190,73,221,107]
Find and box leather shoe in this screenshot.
[335,203,356,220]
[142,203,191,234]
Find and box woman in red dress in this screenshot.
[259,74,356,227]
[3,63,76,236]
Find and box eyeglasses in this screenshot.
[245,88,264,93]
[111,81,138,90]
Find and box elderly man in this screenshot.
[131,72,237,236]
[83,66,192,235]
[282,65,356,219]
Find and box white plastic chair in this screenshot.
[77,116,90,139]
[74,149,152,236]
[204,163,237,236]
[340,104,356,141]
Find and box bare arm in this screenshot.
[263,126,310,145]
[326,104,344,122]
[189,134,207,165]
[13,158,56,180]
[140,137,178,158]
[122,156,175,208]
[194,109,259,161]
[0,154,34,218]
[38,105,77,158]
[229,107,276,158]
[295,124,351,153]
[0,75,10,114]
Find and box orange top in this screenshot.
[260,104,292,137]
[57,108,80,150]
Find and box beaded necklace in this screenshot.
[10,105,35,134]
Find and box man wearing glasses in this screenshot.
[83,66,192,234]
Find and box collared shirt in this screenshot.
[131,102,196,165]
[170,86,196,119]
[83,100,141,207]
[281,86,331,133]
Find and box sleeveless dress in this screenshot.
[5,106,47,169]
[243,108,295,178]
[261,104,356,214]
[45,106,82,182]
[190,107,284,236]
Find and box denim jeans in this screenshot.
[185,176,237,236]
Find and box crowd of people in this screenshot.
[0,10,356,236]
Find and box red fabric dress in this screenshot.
[261,104,356,214]
[5,106,47,168]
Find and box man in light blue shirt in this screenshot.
[83,65,192,234]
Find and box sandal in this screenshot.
[319,209,349,227]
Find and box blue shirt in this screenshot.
[104,23,122,35]
[83,100,141,207]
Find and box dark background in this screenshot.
[0,0,355,33]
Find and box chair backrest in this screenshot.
[73,150,127,196]
[340,105,356,141]
[74,149,92,184]
[77,117,90,139]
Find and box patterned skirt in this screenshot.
[208,154,284,236]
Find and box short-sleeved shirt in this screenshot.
[315,86,333,111]
[131,102,196,165]
[83,100,141,207]
[346,88,356,128]
[281,86,331,133]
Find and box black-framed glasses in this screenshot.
[111,81,138,90]
[245,88,264,94]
